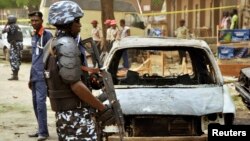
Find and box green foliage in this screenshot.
[16,0,29,7]
[0,0,41,8]
[0,0,18,8]
[16,0,41,7]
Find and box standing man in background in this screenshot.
[174,19,190,39]
[90,20,102,67]
[220,11,231,29]
[104,19,112,52]
[28,11,53,141]
[109,20,119,50]
[91,20,102,54]
[174,19,190,65]
[2,15,23,80]
[119,19,130,69]
[230,9,238,29]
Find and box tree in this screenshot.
[101,0,115,51]
[16,0,41,12]
[0,0,18,8]
[0,0,41,12]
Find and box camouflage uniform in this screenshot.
[2,18,23,80]
[9,39,22,72]
[56,108,97,141]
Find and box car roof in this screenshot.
[111,36,210,51]
[104,36,217,73]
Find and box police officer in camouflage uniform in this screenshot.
[2,15,23,80]
[44,1,115,140]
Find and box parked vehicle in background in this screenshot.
[0,26,9,60]
[235,67,250,110]
[0,25,33,61]
[97,36,236,140]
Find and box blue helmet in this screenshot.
[48,1,84,25]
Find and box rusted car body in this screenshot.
[101,37,236,141]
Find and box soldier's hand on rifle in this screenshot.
[88,73,103,90]
[96,104,116,126]
[81,66,100,73]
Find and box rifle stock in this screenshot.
[81,37,125,140]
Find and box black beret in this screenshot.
[28,11,43,18]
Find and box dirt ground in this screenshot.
[0,60,57,141]
[0,58,250,141]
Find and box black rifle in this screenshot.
[81,37,125,141]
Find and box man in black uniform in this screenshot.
[44,1,115,140]
[2,15,23,80]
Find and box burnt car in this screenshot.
[100,37,235,141]
[235,67,250,109]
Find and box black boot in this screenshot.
[8,70,18,81]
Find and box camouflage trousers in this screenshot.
[9,42,22,71]
[55,108,97,141]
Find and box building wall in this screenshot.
[82,11,145,37]
[40,0,146,38]
[138,0,241,37]
[200,0,206,27]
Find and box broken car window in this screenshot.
[108,47,216,85]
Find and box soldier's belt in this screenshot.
[48,89,89,111]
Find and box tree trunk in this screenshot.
[101,0,115,51]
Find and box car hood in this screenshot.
[113,86,224,116]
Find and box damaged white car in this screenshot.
[100,37,235,141]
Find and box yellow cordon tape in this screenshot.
[0,19,30,23]
[141,5,239,16]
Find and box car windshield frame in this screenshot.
[107,46,219,87]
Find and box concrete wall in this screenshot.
[39,0,241,38]
[40,8,145,38]
[137,0,240,37]
[81,11,145,38]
